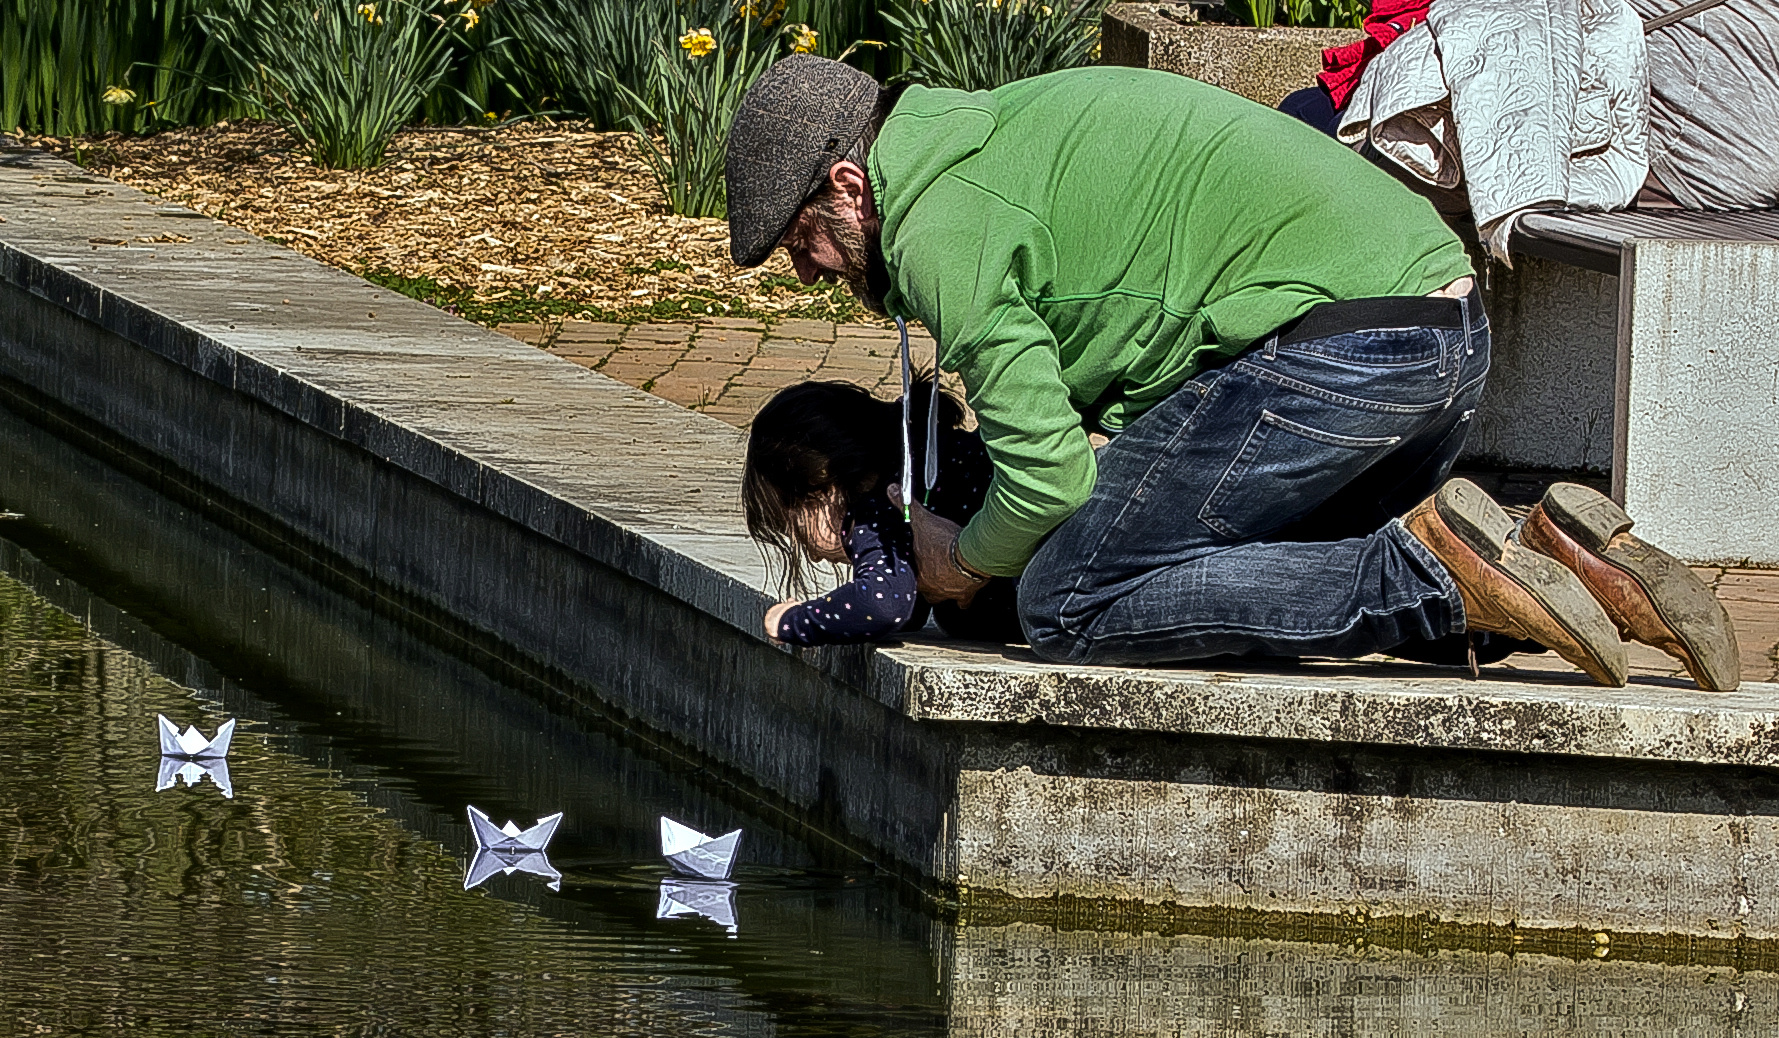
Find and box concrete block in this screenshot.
[953,762,1779,938]
[1102,4,1362,106]
[1615,239,1779,567]
[1465,256,1619,472]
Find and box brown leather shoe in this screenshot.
[1403,479,1627,686]
[1518,483,1740,691]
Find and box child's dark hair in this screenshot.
[743,374,964,594]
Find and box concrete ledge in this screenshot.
[6,146,1779,941]
[883,642,1779,767]
[1101,4,1361,106]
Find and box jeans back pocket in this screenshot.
[1198,409,1402,541]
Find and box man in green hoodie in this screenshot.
[722,56,1742,691]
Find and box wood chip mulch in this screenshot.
[14,120,876,327]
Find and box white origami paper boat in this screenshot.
[464,805,564,891]
[660,816,741,881]
[155,756,234,798]
[657,878,738,933]
[158,714,235,759]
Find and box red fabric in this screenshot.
[1318,0,1432,110]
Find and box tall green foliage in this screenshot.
[621,5,790,218]
[499,0,680,128]
[881,0,1105,93]
[1,0,236,135]
[196,0,472,168]
[1229,0,1366,29]
[505,0,805,217]
[781,0,899,77]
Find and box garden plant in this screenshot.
[1226,0,1365,29]
[196,0,482,169]
[1,0,236,135]
[882,0,1106,93]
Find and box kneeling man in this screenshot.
[723,57,1739,691]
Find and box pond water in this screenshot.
[0,397,1769,1037]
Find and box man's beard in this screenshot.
[806,194,892,317]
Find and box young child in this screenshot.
[742,377,1022,646]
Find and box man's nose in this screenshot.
[788,249,819,285]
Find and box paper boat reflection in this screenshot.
[660,816,741,880]
[465,844,563,892]
[464,805,564,891]
[154,713,236,798]
[657,878,738,933]
[155,755,234,798]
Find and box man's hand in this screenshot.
[764,600,798,640]
[889,483,986,606]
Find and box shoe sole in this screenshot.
[1409,479,1627,687]
[1521,483,1740,692]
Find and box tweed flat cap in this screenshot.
[726,55,881,268]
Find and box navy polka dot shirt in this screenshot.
[775,425,995,646]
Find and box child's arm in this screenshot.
[768,511,922,645]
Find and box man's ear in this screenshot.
[827,160,874,221]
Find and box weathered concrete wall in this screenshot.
[1617,239,1779,567]
[954,751,1779,934]
[1101,4,1360,106]
[6,147,1779,942]
[1464,257,1621,473]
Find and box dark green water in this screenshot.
[0,572,946,1037]
[0,396,1772,1037]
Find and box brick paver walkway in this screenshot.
[498,316,930,427]
[1493,565,1779,685]
[497,317,1779,686]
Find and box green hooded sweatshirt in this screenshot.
[868,67,1473,576]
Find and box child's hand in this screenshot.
[764,600,799,640]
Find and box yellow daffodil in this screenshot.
[679,27,716,58]
[790,23,818,53]
[101,86,136,105]
[470,0,495,7]
[356,2,375,21]
[459,5,479,28]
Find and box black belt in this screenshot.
[1273,289,1478,348]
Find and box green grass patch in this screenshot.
[623,257,691,275]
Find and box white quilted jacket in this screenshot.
[1338,0,1651,259]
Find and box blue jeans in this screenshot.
[1019,296,1489,666]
